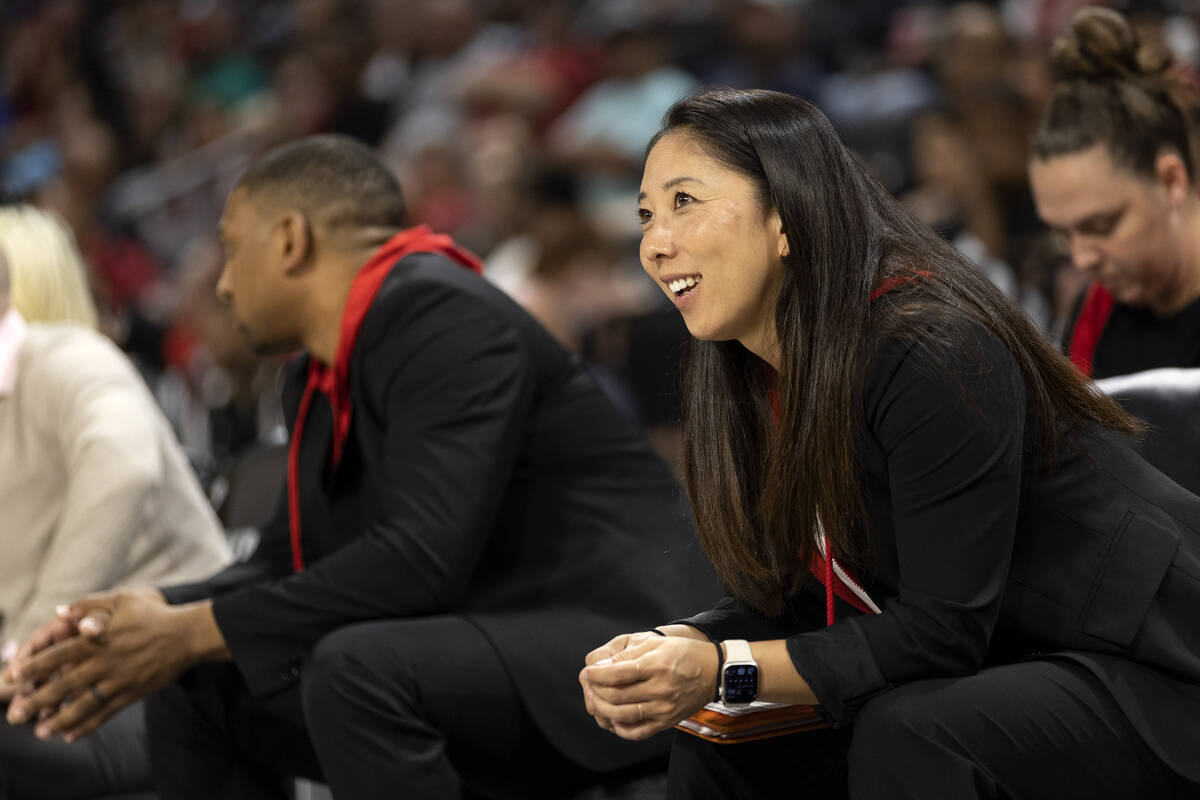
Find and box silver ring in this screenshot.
[89,685,108,706]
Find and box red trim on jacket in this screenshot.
[287,226,483,572]
[869,270,934,301]
[1067,283,1114,378]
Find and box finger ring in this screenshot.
[637,702,644,721]
[90,685,108,706]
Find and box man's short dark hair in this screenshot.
[236,135,406,231]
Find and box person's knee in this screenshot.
[301,624,419,724]
[303,627,367,709]
[853,690,924,747]
[848,689,945,782]
[849,685,998,800]
[143,670,224,779]
[144,676,193,741]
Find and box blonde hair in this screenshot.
[0,206,98,328]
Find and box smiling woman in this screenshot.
[1029,7,1200,378]
[578,87,1200,799]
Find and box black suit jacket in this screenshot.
[165,253,717,770]
[680,308,1200,782]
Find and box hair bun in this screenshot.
[1050,7,1171,82]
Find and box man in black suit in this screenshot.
[3,135,715,798]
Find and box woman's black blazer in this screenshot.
[682,308,1200,782]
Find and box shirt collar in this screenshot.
[0,308,29,397]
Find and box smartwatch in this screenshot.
[720,639,759,705]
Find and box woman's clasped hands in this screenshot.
[579,629,718,741]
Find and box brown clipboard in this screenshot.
[676,702,830,744]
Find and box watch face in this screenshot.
[724,663,758,704]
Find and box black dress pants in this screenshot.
[668,659,1197,799]
[145,615,607,800]
[0,701,152,800]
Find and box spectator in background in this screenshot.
[458,0,601,138]
[177,0,272,132]
[28,88,173,372]
[547,6,696,236]
[699,0,823,101]
[270,31,389,147]
[1030,7,1200,379]
[1021,229,1080,344]
[485,166,651,353]
[159,236,284,471]
[359,0,415,109]
[932,3,1046,259]
[903,110,1053,330]
[375,0,529,247]
[380,0,523,174]
[0,205,231,800]
[484,165,660,438]
[904,111,1013,292]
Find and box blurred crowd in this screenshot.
[2,0,1198,479]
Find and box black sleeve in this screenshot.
[672,593,826,643]
[209,282,538,696]
[786,322,1026,722]
[672,597,765,642]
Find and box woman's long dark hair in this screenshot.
[658,88,1139,616]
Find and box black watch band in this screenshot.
[712,640,725,702]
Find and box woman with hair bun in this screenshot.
[1030,7,1200,378]
[579,86,1200,798]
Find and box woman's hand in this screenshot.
[583,630,661,667]
[580,631,662,733]
[583,625,709,670]
[580,634,718,741]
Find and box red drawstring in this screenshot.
[824,540,835,626]
[807,542,875,623]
